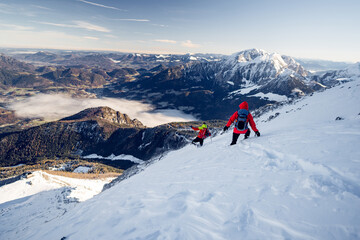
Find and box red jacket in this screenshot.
[192,124,208,139]
[226,101,258,134]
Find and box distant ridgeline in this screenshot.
[2,50,358,121]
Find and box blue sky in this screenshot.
[0,0,359,62]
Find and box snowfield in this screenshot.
[0,171,113,204]
[1,79,360,240]
[0,171,114,239]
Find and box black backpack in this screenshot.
[235,109,249,131]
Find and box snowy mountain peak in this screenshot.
[216,49,310,95]
[230,48,269,63]
[227,49,293,72]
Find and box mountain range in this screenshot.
[3,48,351,71]
[104,48,359,119]
[0,48,359,170]
[5,49,224,69]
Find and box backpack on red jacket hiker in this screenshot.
[235,109,249,131]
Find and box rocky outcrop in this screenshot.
[61,107,144,128]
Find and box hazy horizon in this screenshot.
[1,46,357,64]
[0,0,359,62]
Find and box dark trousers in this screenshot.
[192,137,204,146]
[230,129,250,145]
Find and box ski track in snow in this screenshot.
[1,80,360,240]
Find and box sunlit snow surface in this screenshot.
[2,79,360,240]
[0,171,113,240]
[249,92,288,102]
[0,171,112,204]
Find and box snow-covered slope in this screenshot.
[2,79,360,240]
[0,171,113,239]
[0,171,111,204]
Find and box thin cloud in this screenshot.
[34,20,110,33]
[151,23,168,28]
[115,19,150,22]
[31,5,52,11]
[181,40,201,48]
[32,21,70,28]
[154,39,177,44]
[0,3,13,14]
[0,23,33,31]
[84,36,99,40]
[134,32,154,36]
[0,3,36,16]
[78,0,127,11]
[105,34,118,39]
[74,21,110,32]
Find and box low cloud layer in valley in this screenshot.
[8,94,197,127]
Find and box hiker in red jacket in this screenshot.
[191,122,210,146]
[223,101,260,145]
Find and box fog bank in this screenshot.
[9,94,197,127]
